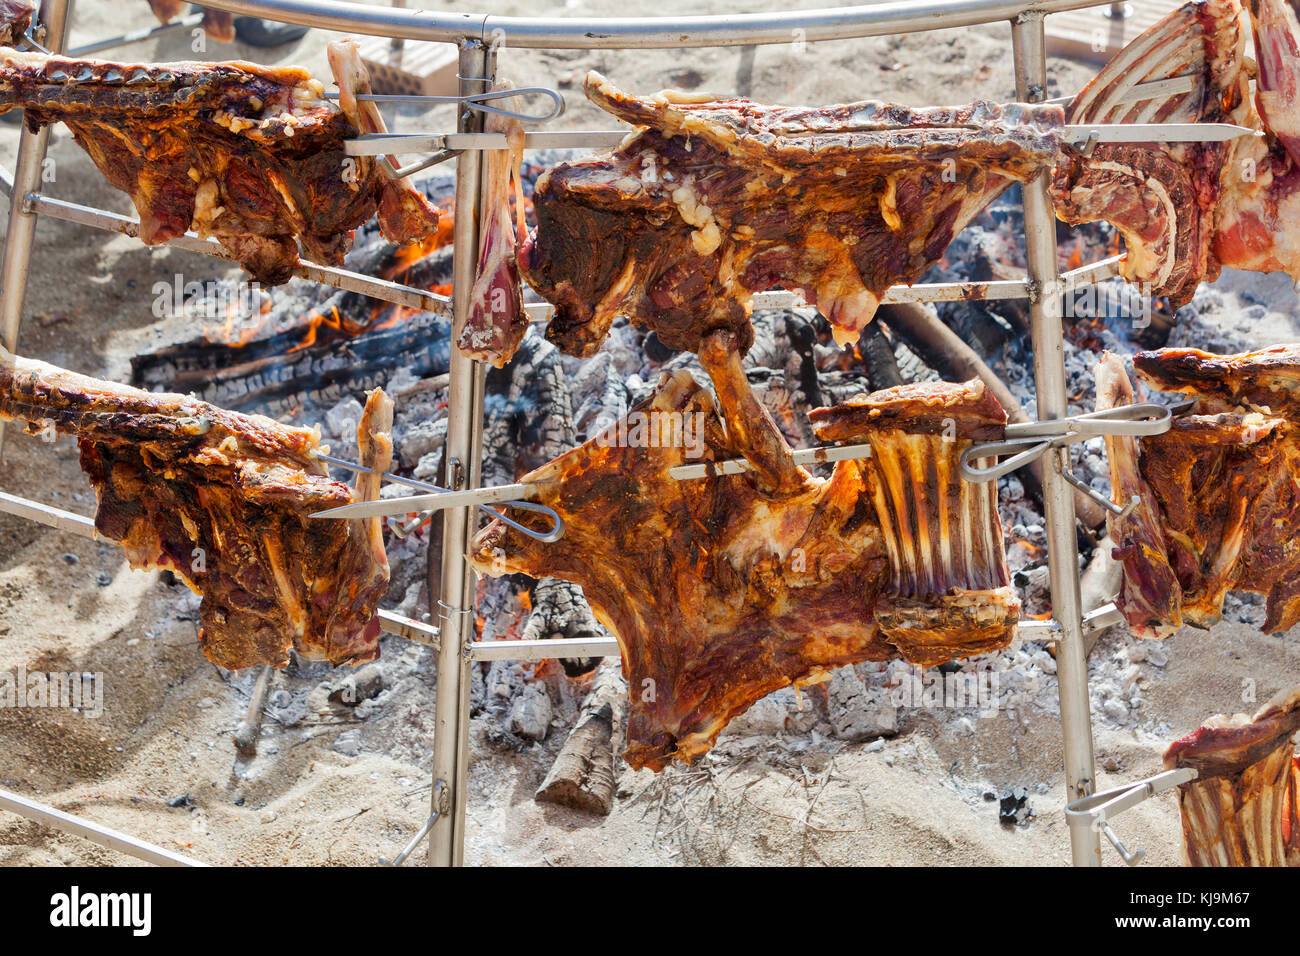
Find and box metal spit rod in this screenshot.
[1012,12,1102,867]
[0,786,206,867]
[426,38,492,870]
[0,0,71,459]
[189,0,1165,48]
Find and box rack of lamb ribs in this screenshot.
[0,39,440,284]
[808,380,1021,665]
[1096,346,1300,637]
[520,72,1064,356]
[469,330,1019,771]
[1051,0,1300,303]
[1164,687,1300,866]
[0,350,392,670]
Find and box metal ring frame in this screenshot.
[0,0,1163,868]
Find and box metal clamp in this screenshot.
[1064,768,1197,866]
[333,87,564,180]
[959,402,1183,510]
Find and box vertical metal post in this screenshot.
[1011,12,1102,867]
[427,38,490,868]
[0,0,72,456]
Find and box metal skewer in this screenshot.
[325,86,566,123]
[313,453,564,543]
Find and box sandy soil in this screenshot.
[0,1,1295,868]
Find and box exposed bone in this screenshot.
[1165,687,1300,866]
[810,379,1020,665]
[1095,352,1183,638]
[875,301,1109,529]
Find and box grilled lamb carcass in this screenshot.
[1095,353,1183,638]
[471,329,895,770]
[0,0,32,46]
[0,350,392,670]
[0,43,440,284]
[1052,0,1300,298]
[521,72,1064,355]
[1165,687,1300,866]
[1050,0,1252,303]
[1100,346,1300,635]
[146,0,235,43]
[456,98,529,367]
[808,380,1020,665]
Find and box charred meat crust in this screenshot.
[0,46,439,285]
[522,72,1063,356]
[471,357,1018,771]
[0,352,391,670]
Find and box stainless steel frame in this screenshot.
[0,0,1158,868]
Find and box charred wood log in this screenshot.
[535,658,628,814]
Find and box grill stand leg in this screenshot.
[0,0,72,458]
[427,38,491,868]
[1011,12,1102,867]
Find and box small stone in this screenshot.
[96,572,112,587]
[333,729,363,757]
[863,738,886,754]
[1103,699,1129,721]
[508,684,552,742]
[60,553,79,565]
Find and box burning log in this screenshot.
[809,379,1021,665]
[535,658,628,815]
[875,301,1109,529]
[1165,687,1300,866]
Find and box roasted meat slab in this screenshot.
[0,0,31,45]
[1051,0,1300,299]
[0,350,392,670]
[808,380,1020,665]
[1096,353,1184,638]
[457,100,529,367]
[1098,346,1300,636]
[471,331,1018,770]
[0,41,439,284]
[1165,687,1300,866]
[520,72,1063,355]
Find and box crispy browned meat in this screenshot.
[1101,346,1300,634]
[472,330,891,770]
[1165,687,1300,866]
[0,43,439,284]
[810,380,1020,665]
[0,0,32,45]
[457,98,529,367]
[146,0,234,43]
[521,72,1063,356]
[1095,353,1183,638]
[0,351,391,670]
[470,332,1018,770]
[1051,0,1300,299]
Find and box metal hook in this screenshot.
[1057,459,1140,518]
